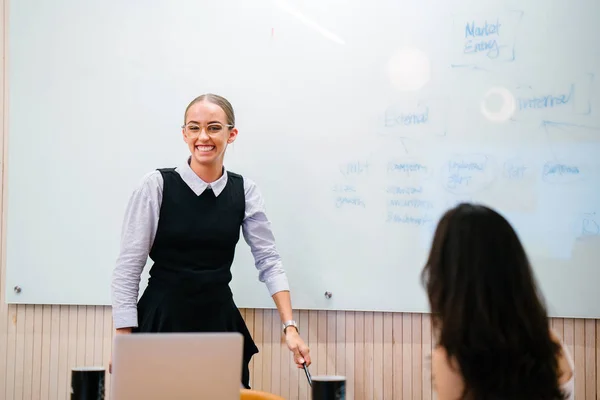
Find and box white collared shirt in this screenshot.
[111,158,290,329]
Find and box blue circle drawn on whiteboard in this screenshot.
[480,87,516,122]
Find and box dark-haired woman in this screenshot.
[422,203,574,400]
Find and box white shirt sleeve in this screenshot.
[111,171,163,329]
[242,177,290,295]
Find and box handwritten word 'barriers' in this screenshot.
[464,18,502,59]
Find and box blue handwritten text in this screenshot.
[384,108,430,127]
[518,85,574,110]
[464,18,501,59]
[335,196,365,208]
[386,213,432,225]
[388,199,434,209]
[340,161,370,176]
[386,186,423,195]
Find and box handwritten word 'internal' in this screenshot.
[518,85,574,110]
[384,107,430,128]
[464,18,501,59]
[442,154,494,194]
[335,196,365,208]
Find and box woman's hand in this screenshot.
[285,328,311,368]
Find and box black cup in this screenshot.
[311,375,346,400]
[71,367,105,400]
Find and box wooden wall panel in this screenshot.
[0,1,597,399]
[1,306,599,400]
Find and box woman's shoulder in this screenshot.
[432,346,465,399]
[129,169,165,198]
[549,330,574,386]
[226,170,260,195]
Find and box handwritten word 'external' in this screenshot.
[384,108,430,128]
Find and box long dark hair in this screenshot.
[421,203,565,399]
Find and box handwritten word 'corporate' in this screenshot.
[464,18,502,59]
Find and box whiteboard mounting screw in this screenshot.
[14,286,22,294]
[324,291,332,299]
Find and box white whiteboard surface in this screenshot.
[6,0,600,318]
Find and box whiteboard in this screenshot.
[6,0,600,318]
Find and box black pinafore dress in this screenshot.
[133,168,259,389]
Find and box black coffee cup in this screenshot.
[311,375,346,400]
[71,367,105,400]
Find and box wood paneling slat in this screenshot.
[383,313,393,400]
[574,319,586,399]
[392,312,403,398]
[14,305,26,400]
[31,305,43,400]
[57,307,69,399]
[585,319,596,400]
[364,311,374,399]
[402,313,412,399]
[345,311,355,400]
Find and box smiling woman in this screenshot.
[110,93,312,389]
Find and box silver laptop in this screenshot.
[110,332,244,400]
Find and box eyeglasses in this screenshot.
[182,122,234,139]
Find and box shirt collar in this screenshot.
[175,157,228,197]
